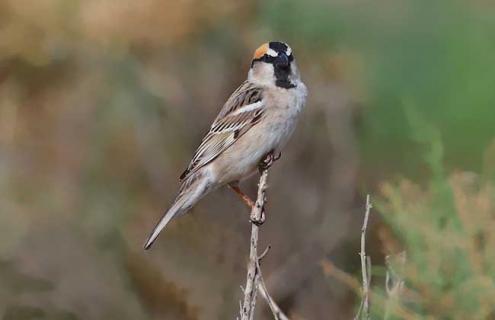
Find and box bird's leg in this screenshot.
[258,151,281,172]
[228,183,255,210]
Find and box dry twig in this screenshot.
[355,194,372,320]
[321,196,415,320]
[239,168,267,320]
[238,168,290,320]
[257,260,290,320]
[238,169,266,319]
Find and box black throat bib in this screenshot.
[274,66,296,89]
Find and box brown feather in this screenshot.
[179,81,265,182]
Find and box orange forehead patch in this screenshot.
[253,43,269,59]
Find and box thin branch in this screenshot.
[258,245,271,262]
[238,169,290,320]
[322,259,418,320]
[257,259,290,320]
[355,194,372,320]
[239,169,269,320]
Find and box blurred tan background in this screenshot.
[1,0,495,319]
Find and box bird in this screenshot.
[144,41,307,249]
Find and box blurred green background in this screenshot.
[1,0,494,319]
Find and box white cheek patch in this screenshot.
[266,48,278,57]
[286,46,292,56]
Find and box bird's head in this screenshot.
[248,41,299,89]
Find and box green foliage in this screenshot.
[377,173,495,319]
[260,0,495,176]
[358,0,495,174]
[372,114,495,319]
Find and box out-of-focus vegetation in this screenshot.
[1,0,494,319]
[368,121,495,319]
[376,170,495,319]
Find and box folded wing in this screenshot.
[179,81,265,181]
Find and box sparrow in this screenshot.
[144,41,307,249]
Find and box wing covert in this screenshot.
[179,82,264,181]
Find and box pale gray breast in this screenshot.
[262,83,306,151]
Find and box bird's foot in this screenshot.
[250,205,266,226]
[259,151,281,172]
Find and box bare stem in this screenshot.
[239,169,269,320]
[257,259,290,320]
[355,194,372,320]
[238,169,290,320]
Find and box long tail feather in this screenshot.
[143,171,211,250]
[143,202,183,250]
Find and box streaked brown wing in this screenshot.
[179,81,264,181]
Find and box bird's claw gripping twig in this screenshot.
[259,151,281,172]
[250,205,266,226]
